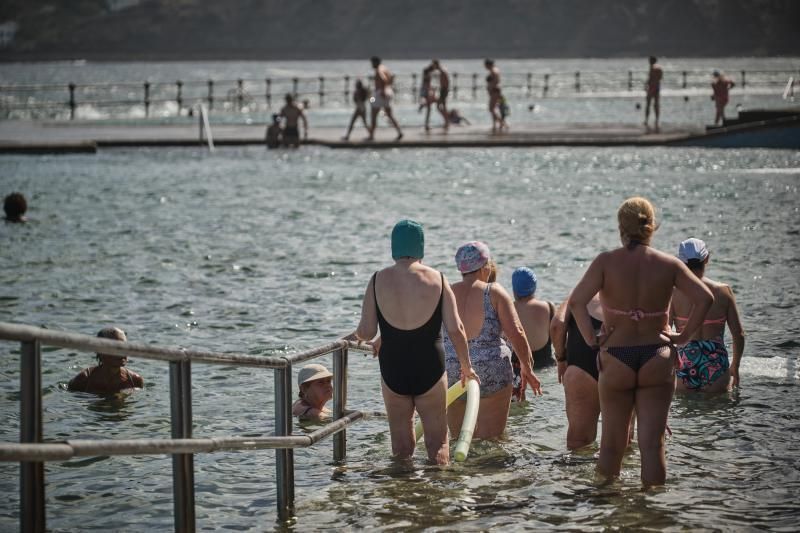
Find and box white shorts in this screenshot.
[370,88,394,110]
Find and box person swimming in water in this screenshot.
[3,192,27,223]
[569,197,712,486]
[292,363,334,420]
[68,327,144,394]
[671,238,745,392]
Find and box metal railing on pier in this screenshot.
[0,321,364,532]
[2,68,797,120]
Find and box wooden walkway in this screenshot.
[0,120,704,154]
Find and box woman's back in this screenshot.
[672,277,733,341]
[600,245,676,346]
[375,263,442,330]
[450,280,492,339]
[515,298,551,350]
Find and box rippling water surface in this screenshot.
[1,144,799,530]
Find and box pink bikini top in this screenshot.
[602,304,669,322]
[674,315,726,326]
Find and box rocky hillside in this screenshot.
[1,0,797,61]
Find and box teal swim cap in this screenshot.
[391,219,424,260]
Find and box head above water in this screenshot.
[391,219,424,260]
[617,196,657,245]
[678,237,709,271]
[3,192,27,222]
[455,241,491,274]
[95,327,127,364]
[512,267,538,298]
[370,56,381,68]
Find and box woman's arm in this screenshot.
[724,284,745,386]
[670,262,714,345]
[569,255,605,348]
[551,298,571,384]
[441,276,479,385]
[352,274,378,342]
[493,284,541,395]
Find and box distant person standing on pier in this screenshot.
[711,70,735,126]
[644,56,663,132]
[265,113,283,149]
[3,192,27,223]
[343,79,370,141]
[279,93,308,148]
[432,59,450,130]
[484,59,506,133]
[419,65,436,131]
[367,56,403,141]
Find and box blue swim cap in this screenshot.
[512,267,537,298]
[391,219,424,260]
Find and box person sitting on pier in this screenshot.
[292,363,334,421]
[3,192,27,223]
[265,114,283,149]
[447,108,471,126]
[279,93,308,148]
[68,327,144,394]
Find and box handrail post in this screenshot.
[266,78,272,108]
[682,71,687,89]
[452,72,458,100]
[68,83,76,120]
[319,76,325,107]
[144,81,150,118]
[526,72,532,96]
[170,360,195,533]
[207,80,214,111]
[237,79,244,111]
[543,74,550,97]
[411,73,417,100]
[176,80,183,115]
[292,77,299,97]
[628,70,633,91]
[21,339,45,533]
[741,70,746,89]
[472,73,478,99]
[343,75,350,104]
[333,347,348,462]
[574,71,581,93]
[274,363,294,522]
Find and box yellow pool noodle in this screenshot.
[453,379,480,462]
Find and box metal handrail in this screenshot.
[0,321,361,531]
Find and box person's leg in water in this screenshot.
[413,373,449,464]
[597,351,636,481]
[563,365,600,450]
[635,347,675,486]
[380,378,417,460]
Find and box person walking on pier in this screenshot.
[484,59,506,133]
[279,93,308,148]
[644,56,663,132]
[711,70,735,126]
[343,79,370,141]
[432,59,450,131]
[348,219,478,464]
[419,65,436,132]
[367,56,403,141]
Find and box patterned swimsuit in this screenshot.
[444,283,513,397]
[676,336,730,390]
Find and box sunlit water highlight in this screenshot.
[1,141,799,529]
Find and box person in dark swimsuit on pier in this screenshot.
[569,197,712,486]
[348,220,478,464]
[68,327,144,394]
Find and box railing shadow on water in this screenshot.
[1,68,797,120]
[0,321,365,532]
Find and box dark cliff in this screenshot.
[1,0,797,61]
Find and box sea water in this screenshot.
[1,58,799,531]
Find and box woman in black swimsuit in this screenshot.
[551,293,605,449]
[349,220,478,465]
